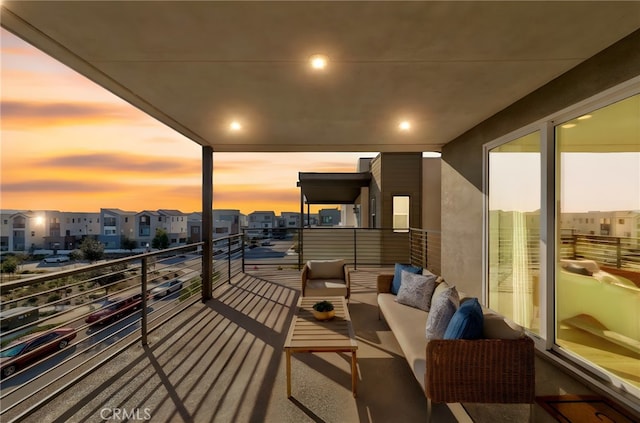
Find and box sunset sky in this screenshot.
[0,28,373,215]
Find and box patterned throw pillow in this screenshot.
[391,263,422,294]
[396,270,438,311]
[425,286,460,340]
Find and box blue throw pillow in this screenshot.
[392,263,422,295]
[443,297,484,340]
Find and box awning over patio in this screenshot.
[297,172,371,204]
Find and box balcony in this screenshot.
[3,231,637,422]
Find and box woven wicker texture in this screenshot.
[425,337,535,404]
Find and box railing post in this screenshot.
[353,228,357,270]
[242,232,246,273]
[616,237,622,269]
[228,238,232,284]
[141,256,148,346]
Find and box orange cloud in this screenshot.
[1,100,147,128]
[33,152,201,175]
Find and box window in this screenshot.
[487,131,541,334]
[392,196,410,232]
[370,197,376,228]
[125,217,129,223]
[555,93,639,390]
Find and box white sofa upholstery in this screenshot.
[376,272,535,413]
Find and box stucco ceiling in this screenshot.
[2,1,639,153]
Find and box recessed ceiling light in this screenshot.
[577,114,592,120]
[309,54,328,70]
[229,121,242,131]
[561,123,577,129]
[399,121,411,131]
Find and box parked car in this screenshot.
[43,255,70,263]
[151,279,183,299]
[0,327,76,378]
[85,293,145,325]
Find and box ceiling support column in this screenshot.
[202,146,213,302]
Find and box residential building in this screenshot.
[560,210,640,238]
[0,210,101,252]
[318,208,341,226]
[248,211,276,238]
[135,210,161,249]
[158,209,188,246]
[187,212,202,243]
[99,208,136,249]
[213,209,244,238]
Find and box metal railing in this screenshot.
[242,227,441,271]
[559,231,640,271]
[0,228,442,421]
[0,234,246,422]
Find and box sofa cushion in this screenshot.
[425,286,459,340]
[396,271,437,311]
[307,259,345,279]
[432,280,450,300]
[444,297,484,339]
[483,311,525,339]
[378,292,428,389]
[392,263,422,294]
[305,279,348,298]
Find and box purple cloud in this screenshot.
[35,153,200,174]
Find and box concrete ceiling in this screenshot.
[2,1,639,153]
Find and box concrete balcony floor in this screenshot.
[8,269,616,422]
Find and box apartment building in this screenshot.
[0,210,100,252]
[560,210,640,238]
[158,209,188,246]
[247,211,276,238]
[318,208,341,226]
[99,208,136,249]
[213,209,244,237]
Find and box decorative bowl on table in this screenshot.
[312,300,335,321]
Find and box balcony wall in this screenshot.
[441,29,640,299]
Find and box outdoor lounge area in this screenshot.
[1,268,620,423]
[1,2,639,422]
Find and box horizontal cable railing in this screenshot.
[0,234,246,422]
[0,228,446,421]
[242,227,441,272]
[559,231,640,272]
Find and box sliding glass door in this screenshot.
[487,89,640,395]
[488,131,541,334]
[555,93,640,390]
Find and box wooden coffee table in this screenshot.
[284,296,358,397]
